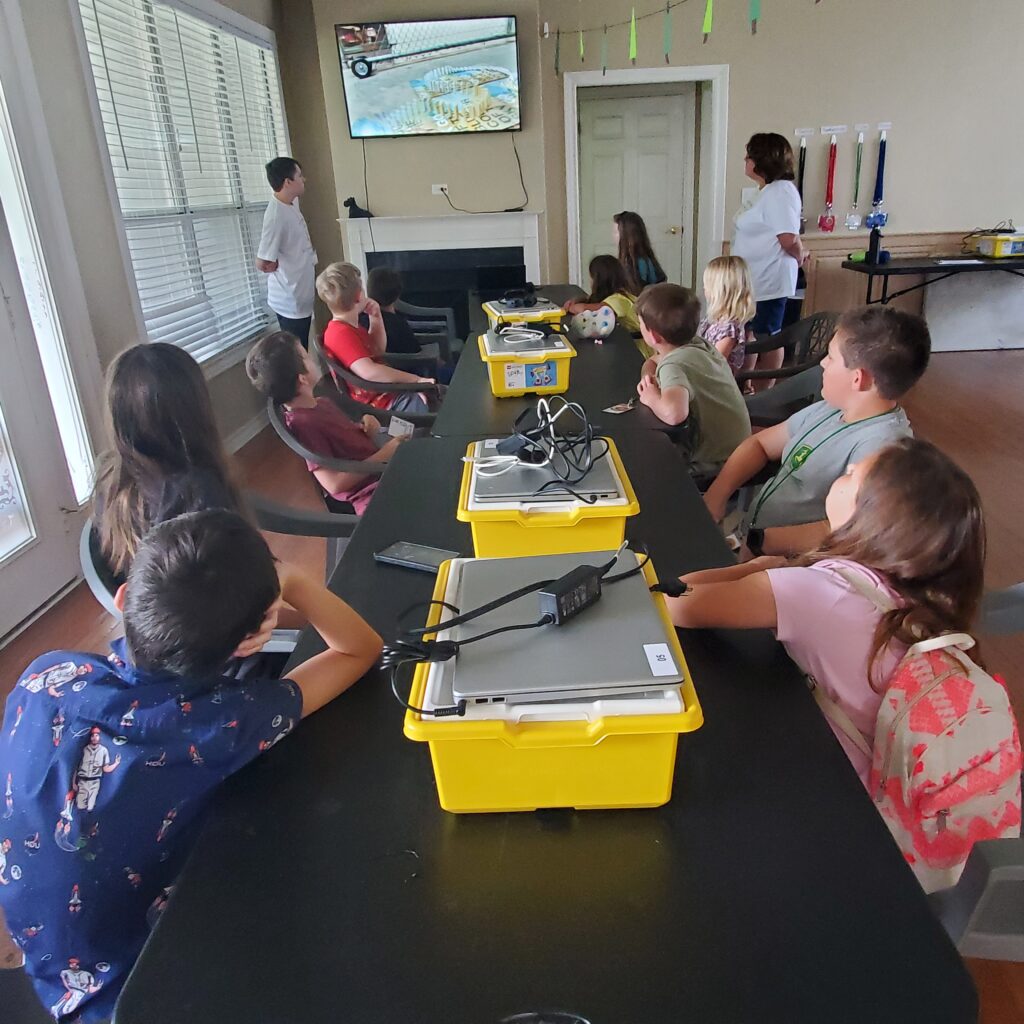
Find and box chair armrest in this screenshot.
[735,362,815,382]
[266,399,388,475]
[381,352,441,370]
[248,492,359,538]
[744,333,789,354]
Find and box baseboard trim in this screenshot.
[225,408,268,453]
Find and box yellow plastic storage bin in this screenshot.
[403,557,703,813]
[481,298,567,329]
[457,436,640,557]
[477,333,576,397]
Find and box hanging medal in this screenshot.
[866,130,888,228]
[845,132,864,230]
[817,134,837,233]
[797,136,807,235]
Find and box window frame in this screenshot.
[68,0,292,379]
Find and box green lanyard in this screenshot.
[750,407,897,527]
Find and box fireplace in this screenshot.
[366,246,525,339]
[340,211,543,342]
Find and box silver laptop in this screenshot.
[469,439,623,504]
[440,550,685,704]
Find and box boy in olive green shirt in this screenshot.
[636,283,751,473]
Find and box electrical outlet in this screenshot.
[432,183,447,195]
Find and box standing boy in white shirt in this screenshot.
[257,157,318,348]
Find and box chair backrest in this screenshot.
[266,399,387,478]
[395,298,456,357]
[978,584,1024,635]
[79,519,123,619]
[315,343,438,426]
[789,311,838,366]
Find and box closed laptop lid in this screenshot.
[444,551,685,702]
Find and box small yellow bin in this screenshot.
[457,436,640,557]
[481,298,567,330]
[403,557,703,813]
[477,333,576,397]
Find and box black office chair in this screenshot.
[744,364,824,428]
[395,298,457,362]
[978,584,1024,635]
[311,333,439,428]
[735,311,837,388]
[81,496,358,654]
[265,398,387,515]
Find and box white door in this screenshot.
[0,200,82,636]
[578,91,695,288]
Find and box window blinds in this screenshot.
[77,0,287,363]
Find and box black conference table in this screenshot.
[432,284,672,438]
[117,432,977,1023]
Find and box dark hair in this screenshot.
[836,306,931,400]
[802,438,986,689]
[366,266,403,307]
[587,255,632,303]
[124,510,280,678]
[613,211,667,294]
[745,133,795,183]
[94,344,244,575]
[634,283,702,346]
[265,157,301,192]
[246,331,305,404]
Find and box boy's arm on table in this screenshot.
[665,557,783,629]
[636,376,689,425]
[702,421,790,522]
[278,567,382,716]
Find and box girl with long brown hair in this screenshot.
[562,254,640,333]
[665,438,986,785]
[93,343,245,580]
[613,211,667,295]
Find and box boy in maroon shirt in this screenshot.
[246,332,406,514]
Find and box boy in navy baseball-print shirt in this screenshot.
[0,510,381,1021]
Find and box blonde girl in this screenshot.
[698,256,756,383]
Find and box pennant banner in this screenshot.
[629,8,638,64]
[601,26,609,76]
[702,0,713,43]
[579,29,585,62]
[663,2,672,63]
[750,0,761,35]
[554,29,561,75]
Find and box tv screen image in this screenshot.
[336,17,521,139]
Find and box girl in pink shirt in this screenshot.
[665,438,986,786]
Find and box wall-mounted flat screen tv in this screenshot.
[336,16,521,139]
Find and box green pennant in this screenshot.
[579,28,585,62]
[702,0,713,43]
[750,0,761,35]
[663,2,672,63]
[629,7,638,64]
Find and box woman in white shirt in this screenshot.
[732,133,803,387]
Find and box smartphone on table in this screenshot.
[373,541,460,574]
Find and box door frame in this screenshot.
[563,64,729,290]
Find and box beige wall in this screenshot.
[18,0,278,448]
[295,0,549,279]
[540,0,1024,279]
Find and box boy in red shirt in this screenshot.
[316,262,433,415]
[246,331,406,514]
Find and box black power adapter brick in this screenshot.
[537,564,603,625]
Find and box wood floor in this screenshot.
[0,349,1022,1020]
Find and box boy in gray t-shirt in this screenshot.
[703,306,931,557]
[635,283,751,473]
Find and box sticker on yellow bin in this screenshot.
[504,361,557,391]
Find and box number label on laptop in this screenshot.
[643,643,678,677]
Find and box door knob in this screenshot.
[667,226,679,235]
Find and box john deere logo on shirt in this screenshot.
[790,445,813,469]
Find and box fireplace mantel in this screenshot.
[340,211,543,284]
